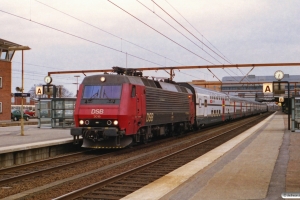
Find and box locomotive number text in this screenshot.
[91,109,104,114]
[146,113,154,122]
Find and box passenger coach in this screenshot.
[177,83,268,129]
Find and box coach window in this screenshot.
[131,85,136,97]
[199,98,202,108]
[0,102,2,113]
[204,99,207,107]
[0,77,2,88]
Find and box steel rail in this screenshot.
[0,150,115,186]
[0,150,91,174]
[53,113,271,200]
[0,115,257,188]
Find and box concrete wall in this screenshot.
[0,60,12,120]
[0,143,78,168]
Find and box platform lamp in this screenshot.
[74,75,80,96]
[8,46,31,136]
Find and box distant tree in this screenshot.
[58,86,74,97]
[28,84,74,99]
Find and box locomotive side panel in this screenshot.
[144,87,191,126]
[118,84,146,135]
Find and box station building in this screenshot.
[221,74,300,101]
[0,38,21,121]
[192,74,300,101]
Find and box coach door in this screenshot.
[204,96,208,116]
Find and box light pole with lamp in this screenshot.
[8,46,31,136]
[74,75,80,96]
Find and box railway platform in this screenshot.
[123,111,300,200]
[0,119,38,127]
[0,124,75,168]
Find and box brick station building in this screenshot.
[0,38,26,121]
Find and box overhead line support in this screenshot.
[47,62,300,81]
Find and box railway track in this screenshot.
[0,112,273,199]
[0,149,117,186]
[54,113,271,200]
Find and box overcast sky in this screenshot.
[1,0,300,94]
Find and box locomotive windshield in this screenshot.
[82,85,122,104]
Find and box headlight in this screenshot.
[113,120,118,125]
[100,77,106,82]
[85,120,90,125]
[79,120,84,125]
[107,120,112,125]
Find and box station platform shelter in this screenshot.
[36,98,76,128]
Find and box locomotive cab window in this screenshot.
[83,85,101,99]
[100,86,122,99]
[82,85,122,104]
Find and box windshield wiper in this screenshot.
[102,90,115,103]
[85,92,99,103]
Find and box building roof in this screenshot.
[0,38,21,49]
[222,74,300,83]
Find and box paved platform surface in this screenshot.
[123,112,300,200]
[0,125,72,154]
[0,118,39,127]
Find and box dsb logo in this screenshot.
[91,109,104,114]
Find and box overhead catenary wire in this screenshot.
[137,0,223,65]
[34,0,185,67]
[164,0,258,85]
[2,2,238,83]
[151,0,242,82]
[35,0,217,81]
[107,0,215,65]
[3,2,213,83]
[108,0,222,81]
[0,9,165,68]
[13,61,63,71]
[140,0,238,81]
[152,0,231,65]
[164,0,232,64]
[3,1,223,83]
[157,0,253,82]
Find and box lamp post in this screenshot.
[74,75,80,96]
[8,46,31,136]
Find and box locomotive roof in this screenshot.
[82,74,192,94]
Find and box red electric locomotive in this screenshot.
[71,67,195,148]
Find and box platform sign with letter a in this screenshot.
[36,86,43,95]
[263,83,273,93]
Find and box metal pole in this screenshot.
[76,77,78,97]
[74,75,80,96]
[288,81,290,130]
[21,50,24,136]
